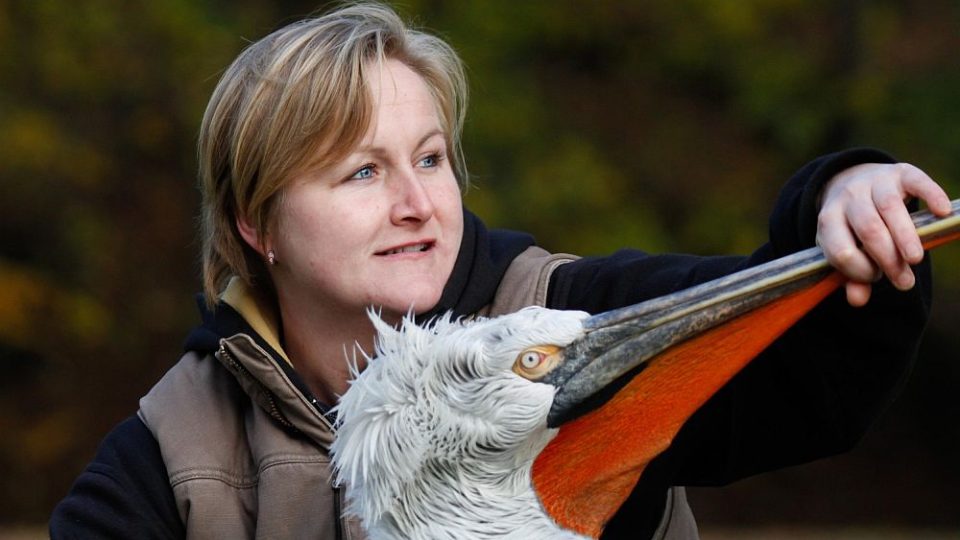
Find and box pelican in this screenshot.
[330,201,960,539]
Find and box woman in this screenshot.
[51,3,952,539]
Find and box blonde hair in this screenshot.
[197,2,468,306]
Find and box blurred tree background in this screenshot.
[1,0,958,533]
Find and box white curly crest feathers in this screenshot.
[330,307,591,540]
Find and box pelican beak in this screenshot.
[539,200,960,428]
[530,201,959,539]
[541,248,834,428]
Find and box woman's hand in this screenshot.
[817,162,952,307]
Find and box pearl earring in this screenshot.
[267,250,277,265]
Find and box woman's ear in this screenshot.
[236,214,267,256]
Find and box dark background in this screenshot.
[2,0,958,533]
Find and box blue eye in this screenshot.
[419,154,441,168]
[350,165,375,180]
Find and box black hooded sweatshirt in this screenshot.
[51,149,933,539]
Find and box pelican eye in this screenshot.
[520,351,542,369]
[513,345,562,380]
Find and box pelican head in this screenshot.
[331,307,593,539]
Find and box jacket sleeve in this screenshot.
[547,148,931,485]
[50,415,185,540]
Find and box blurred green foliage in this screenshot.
[1,0,958,528]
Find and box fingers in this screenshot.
[845,281,872,308]
[816,162,952,303]
[899,163,953,217]
[817,204,879,284]
[872,178,922,265]
[852,190,911,284]
[866,163,950,286]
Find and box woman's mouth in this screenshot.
[376,242,434,256]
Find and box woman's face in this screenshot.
[270,59,464,320]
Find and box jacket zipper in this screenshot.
[218,343,296,430]
[333,483,344,540]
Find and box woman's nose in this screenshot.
[390,168,435,225]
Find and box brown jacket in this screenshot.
[138,246,698,539]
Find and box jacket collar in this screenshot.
[221,278,290,365]
[182,279,336,445]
